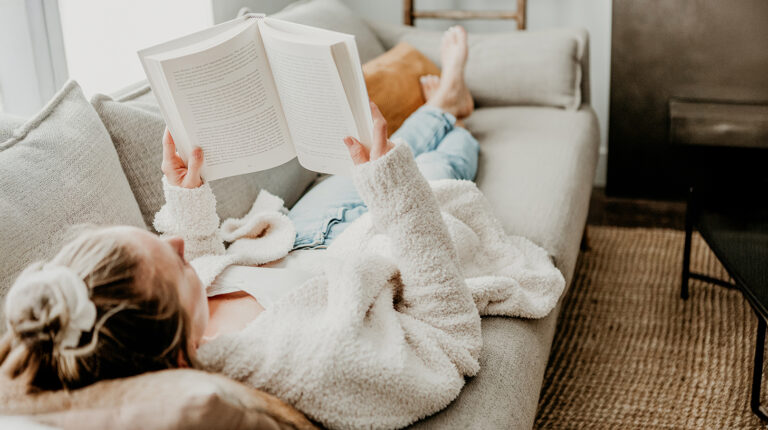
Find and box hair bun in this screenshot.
[6,265,97,350]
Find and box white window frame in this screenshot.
[0,0,296,116]
[0,0,67,116]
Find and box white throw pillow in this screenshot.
[368,22,588,110]
[0,114,25,142]
[91,84,318,229]
[272,0,386,63]
[0,81,146,326]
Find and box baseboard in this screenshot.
[594,148,607,186]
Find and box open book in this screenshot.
[138,14,373,181]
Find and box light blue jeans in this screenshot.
[288,105,479,249]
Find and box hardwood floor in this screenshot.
[586,187,687,230]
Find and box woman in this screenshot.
[1,27,564,429]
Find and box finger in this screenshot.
[0,333,12,365]
[369,100,384,123]
[369,101,387,154]
[162,128,176,163]
[1,343,28,378]
[344,136,369,165]
[186,147,204,182]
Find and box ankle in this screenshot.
[440,69,463,83]
[426,101,459,119]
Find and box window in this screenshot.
[0,0,213,115]
[58,0,213,96]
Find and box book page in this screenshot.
[259,20,359,175]
[331,41,374,148]
[138,17,260,170]
[260,18,373,152]
[155,19,297,181]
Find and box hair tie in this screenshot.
[6,265,97,350]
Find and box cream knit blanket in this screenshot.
[153,143,565,430]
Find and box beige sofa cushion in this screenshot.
[368,22,588,111]
[409,106,599,429]
[92,85,318,229]
[0,81,146,325]
[0,369,317,430]
[272,0,385,63]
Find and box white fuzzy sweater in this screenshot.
[153,143,565,430]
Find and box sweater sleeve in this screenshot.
[351,143,482,358]
[153,177,225,260]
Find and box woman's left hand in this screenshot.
[161,129,204,189]
[344,101,395,165]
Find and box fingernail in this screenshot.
[343,137,352,146]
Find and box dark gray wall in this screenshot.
[607,0,768,198]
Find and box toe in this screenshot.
[445,27,457,42]
[451,26,467,46]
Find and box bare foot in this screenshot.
[427,26,474,119]
[419,74,441,101]
[440,26,468,82]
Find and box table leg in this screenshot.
[751,315,768,421]
[681,186,694,300]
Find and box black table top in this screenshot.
[697,206,768,318]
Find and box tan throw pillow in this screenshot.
[0,369,317,430]
[363,42,440,136]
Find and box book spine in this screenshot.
[243,13,266,20]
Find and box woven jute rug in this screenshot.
[534,226,766,429]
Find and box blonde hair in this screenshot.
[0,226,196,391]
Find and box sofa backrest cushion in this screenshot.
[367,22,589,110]
[0,81,146,325]
[271,0,385,63]
[92,84,318,230]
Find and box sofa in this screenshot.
[0,0,599,428]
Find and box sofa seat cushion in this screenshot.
[92,85,318,229]
[272,0,385,63]
[368,22,589,111]
[0,81,146,326]
[470,106,599,282]
[409,105,599,430]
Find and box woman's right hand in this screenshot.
[161,129,204,189]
